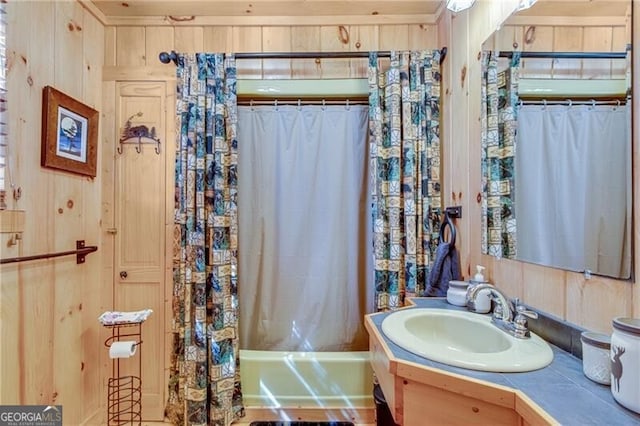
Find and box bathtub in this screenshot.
[239,350,375,423]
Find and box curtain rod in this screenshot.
[499,51,627,59]
[159,47,448,65]
[520,99,627,106]
[238,99,369,107]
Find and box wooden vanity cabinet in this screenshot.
[366,316,556,426]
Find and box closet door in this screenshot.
[113,81,173,421]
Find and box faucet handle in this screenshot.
[516,304,538,320]
[513,304,538,339]
[513,298,538,319]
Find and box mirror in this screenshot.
[480,0,632,279]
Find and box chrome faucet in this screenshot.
[466,284,538,339]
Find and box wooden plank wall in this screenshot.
[441,2,637,334]
[0,1,106,425]
[103,24,440,76]
[0,2,636,422]
[486,23,629,80]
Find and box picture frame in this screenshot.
[41,85,99,178]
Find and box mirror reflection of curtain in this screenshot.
[167,53,245,426]
[368,50,442,311]
[237,104,371,352]
[481,51,520,258]
[516,104,632,278]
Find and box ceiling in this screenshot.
[87,0,630,25]
[515,0,630,17]
[90,0,441,20]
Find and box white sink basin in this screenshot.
[381,308,554,372]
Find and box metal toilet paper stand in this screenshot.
[103,321,143,425]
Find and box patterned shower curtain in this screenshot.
[368,50,442,311]
[480,51,520,259]
[166,53,244,426]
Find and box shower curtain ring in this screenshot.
[345,99,350,110]
[322,99,326,110]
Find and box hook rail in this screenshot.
[0,240,98,265]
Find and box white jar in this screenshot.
[580,331,611,385]
[446,281,469,307]
[611,317,640,414]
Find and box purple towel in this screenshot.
[424,242,462,297]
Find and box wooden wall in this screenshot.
[441,1,638,334]
[103,23,439,76]
[487,23,629,80]
[0,1,106,425]
[0,0,637,423]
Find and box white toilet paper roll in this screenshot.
[109,341,137,359]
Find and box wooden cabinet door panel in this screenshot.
[114,81,168,421]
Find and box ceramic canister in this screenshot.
[580,331,611,385]
[611,317,640,414]
[446,280,469,307]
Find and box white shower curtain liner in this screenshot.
[515,104,631,278]
[237,104,372,352]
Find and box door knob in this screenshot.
[120,271,128,279]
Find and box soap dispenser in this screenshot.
[467,265,491,314]
[472,265,486,284]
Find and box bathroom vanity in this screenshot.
[365,298,640,426]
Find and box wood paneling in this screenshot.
[291,27,322,78]
[106,24,438,80]
[116,27,146,66]
[203,26,233,53]
[2,1,104,424]
[403,379,520,426]
[174,27,204,53]
[81,6,105,422]
[486,24,628,80]
[566,272,632,333]
[113,81,168,420]
[145,27,174,67]
[4,1,635,423]
[522,263,566,319]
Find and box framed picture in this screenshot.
[41,86,99,177]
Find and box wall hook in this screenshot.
[118,112,161,155]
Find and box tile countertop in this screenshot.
[368,297,640,426]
